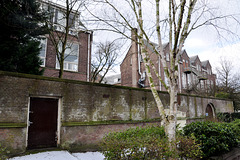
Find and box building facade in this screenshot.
[39,1,92,81]
[121,29,216,95]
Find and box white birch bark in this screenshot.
[137,0,167,125]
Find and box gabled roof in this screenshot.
[201,60,211,69]
[190,55,198,64]
[180,50,189,58]
[143,39,168,53]
[121,40,168,66]
[201,60,208,68]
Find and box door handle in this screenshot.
[28,121,33,126]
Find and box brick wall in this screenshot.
[0,71,234,154]
[42,31,91,81]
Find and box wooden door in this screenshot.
[28,97,58,149]
[206,104,214,120]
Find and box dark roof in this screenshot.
[201,60,209,68]
[180,50,189,58]
[143,39,168,53]
[190,55,198,64]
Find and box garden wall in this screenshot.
[0,71,234,155]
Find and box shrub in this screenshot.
[217,112,232,122]
[100,126,175,160]
[215,92,230,99]
[100,125,203,159]
[229,119,240,140]
[183,121,239,158]
[217,112,240,122]
[231,113,240,120]
[177,134,203,159]
[0,143,9,160]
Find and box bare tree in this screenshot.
[87,0,240,142]
[216,57,240,91]
[42,0,88,78]
[216,57,240,111]
[91,41,119,83]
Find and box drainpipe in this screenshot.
[87,31,92,82]
[137,46,146,88]
[138,44,142,76]
[137,38,146,88]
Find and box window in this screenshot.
[193,74,197,83]
[56,42,79,72]
[186,60,188,67]
[182,74,186,88]
[69,13,75,28]
[207,68,211,75]
[166,53,170,61]
[41,3,78,30]
[207,80,210,88]
[183,59,189,68]
[39,38,47,67]
[187,74,191,85]
[201,80,204,89]
[164,72,169,86]
[48,6,55,24]
[197,64,201,71]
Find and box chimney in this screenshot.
[131,28,138,45]
[131,28,139,87]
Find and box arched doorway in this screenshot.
[205,103,215,120]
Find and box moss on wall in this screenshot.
[0,123,26,128]
[0,71,234,154]
[62,119,161,127]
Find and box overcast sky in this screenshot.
[183,0,240,74]
[85,0,240,76]
[52,0,240,76]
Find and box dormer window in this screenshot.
[41,3,79,30]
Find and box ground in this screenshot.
[9,151,105,160]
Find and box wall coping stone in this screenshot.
[0,70,232,101]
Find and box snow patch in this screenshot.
[9,151,105,160]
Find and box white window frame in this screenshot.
[56,42,79,72]
[182,74,186,88]
[166,53,170,61]
[39,38,47,67]
[164,72,169,86]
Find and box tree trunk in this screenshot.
[58,61,64,78]
[165,86,178,142]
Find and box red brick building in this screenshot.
[39,1,92,81]
[120,29,216,95]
